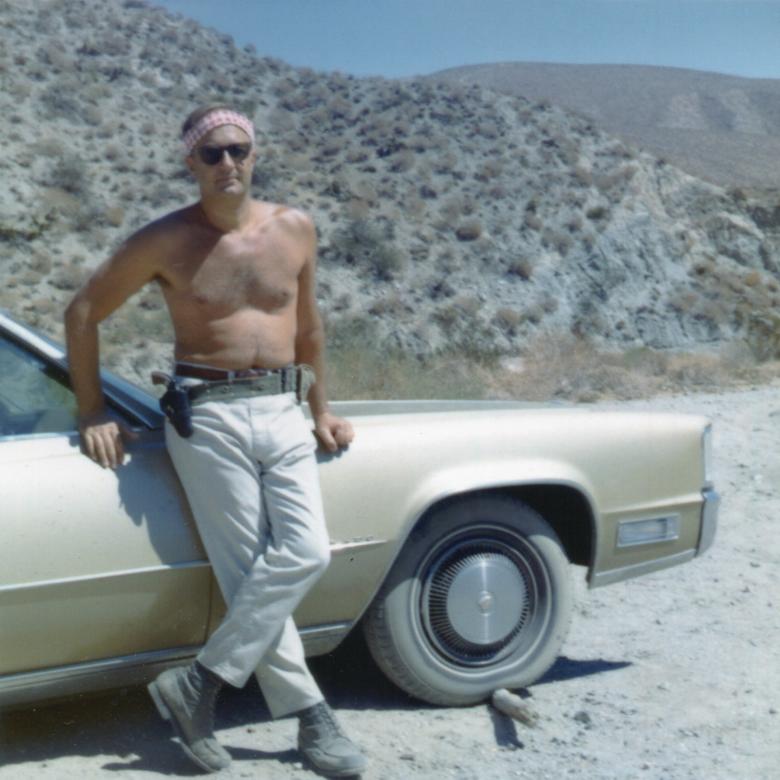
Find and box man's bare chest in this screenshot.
[164,232,301,313]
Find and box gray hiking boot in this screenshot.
[297,701,367,777]
[148,662,231,773]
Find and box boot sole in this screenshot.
[299,744,368,778]
[148,680,222,774]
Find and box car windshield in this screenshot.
[0,336,78,436]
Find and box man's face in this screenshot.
[186,123,256,197]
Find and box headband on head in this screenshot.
[182,110,255,154]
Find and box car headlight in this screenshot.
[702,424,714,487]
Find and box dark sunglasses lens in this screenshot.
[226,144,250,161]
[197,145,251,165]
[198,146,224,165]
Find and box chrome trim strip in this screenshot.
[0,314,65,360]
[329,538,387,555]
[589,549,696,588]
[299,621,353,640]
[299,621,354,657]
[0,560,210,594]
[0,647,201,708]
[697,487,720,556]
[0,430,77,442]
[0,625,356,706]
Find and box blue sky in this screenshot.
[152,0,780,79]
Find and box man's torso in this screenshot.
[154,202,308,370]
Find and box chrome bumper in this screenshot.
[696,487,719,556]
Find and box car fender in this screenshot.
[347,456,598,626]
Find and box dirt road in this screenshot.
[2,384,778,779]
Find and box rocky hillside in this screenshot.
[1,0,779,387]
[433,62,780,192]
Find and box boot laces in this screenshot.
[306,702,345,738]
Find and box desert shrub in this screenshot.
[507,258,533,280]
[585,205,609,221]
[594,164,638,192]
[51,261,86,291]
[523,303,545,325]
[388,150,415,173]
[668,291,700,314]
[368,292,406,316]
[495,332,649,402]
[9,81,32,99]
[439,196,465,221]
[494,307,524,335]
[541,227,573,255]
[104,206,124,227]
[455,220,482,242]
[486,183,507,199]
[745,312,780,360]
[20,269,44,286]
[345,148,369,164]
[325,313,382,352]
[39,84,81,120]
[50,157,89,196]
[434,295,482,328]
[619,346,669,377]
[433,151,459,175]
[32,136,65,158]
[344,199,370,220]
[29,251,53,275]
[326,343,492,401]
[83,105,102,126]
[434,296,498,359]
[573,165,593,186]
[104,143,123,161]
[474,160,503,182]
[329,219,406,280]
[524,212,543,231]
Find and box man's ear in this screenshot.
[184,154,195,173]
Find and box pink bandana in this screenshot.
[182,110,255,154]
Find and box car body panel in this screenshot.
[0,431,212,677]
[0,310,717,707]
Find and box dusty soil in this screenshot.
[1,383,778,780]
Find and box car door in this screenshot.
[0,332,212,677]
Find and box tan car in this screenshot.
[0,310,718,709]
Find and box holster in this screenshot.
[157,377,194,438]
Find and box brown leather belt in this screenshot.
[174,362,290,382]
[168,363,315,405]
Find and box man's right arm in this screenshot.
[64,226,164,468]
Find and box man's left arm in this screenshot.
[294,214,354,452]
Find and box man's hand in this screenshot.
[313,412,354,453]
[79,413,133,469]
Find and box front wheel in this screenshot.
[363,495,573,705]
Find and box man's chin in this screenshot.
[215,181,245,195]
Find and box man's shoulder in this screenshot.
[259,202,315,235]
[129,204,200,247]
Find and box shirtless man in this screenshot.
[64,106,366,777]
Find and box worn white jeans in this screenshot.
[165,390,330,719]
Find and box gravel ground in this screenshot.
[1,383,778,779]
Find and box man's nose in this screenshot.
[216,149,236,168]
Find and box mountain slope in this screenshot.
[432,62,780,190]
[0,1,778,388]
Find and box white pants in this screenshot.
[165,390,330,719]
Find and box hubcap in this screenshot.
[421,535,538,666]
[445,553,527,645]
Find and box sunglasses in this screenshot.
[195,143,252,166]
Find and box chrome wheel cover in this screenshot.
[417,526,550,668]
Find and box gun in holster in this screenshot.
[152,371,193,438]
